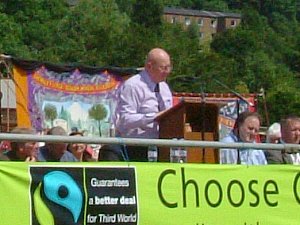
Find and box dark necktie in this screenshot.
[154,83,165,111]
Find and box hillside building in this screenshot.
[163,7,241,42]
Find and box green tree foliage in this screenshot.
[164,0,229,11]
[161,22,200,74]
[266,12,300,73]
[266,87,300,122]
[88,104,108,136]
[211,28,260,59]
[131,0,164,29]
[55,0,130,65]
[255,0,297,21]
[163,0,181,7]
[115,0,136,14]
[210,5,300,123]
[177,0,195,8]
[0,12,29,57]
[202,0,228,11]
[1,0,69,60]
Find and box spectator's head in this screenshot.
[67,131,88,161]
[145,48,172,83]
[10,127,38,160]
[46,126,67,160]
[71,127,79,133]
[280,115,300,144]
[266,122,281,143]
[234,111,261,143]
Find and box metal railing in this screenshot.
[0,133,299,152]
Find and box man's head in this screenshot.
[280,115,300,144]
[10,127,38,160]
[145,48,172,83]
[234,111,261,143]
[46,126,68,160]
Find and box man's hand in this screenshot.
[25,156,37,162]
[155,109,168,118]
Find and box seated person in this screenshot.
[98,144,128,162]
[37,126,78,162]
[67,131,96,162]
[0,141,10,152]
[266,122,281,144]
[265,115,300,164]
[220,111,267,165]
[0,127,38,161]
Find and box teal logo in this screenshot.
[31,169,84,225]
[31,166,138,225]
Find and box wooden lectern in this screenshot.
[155,99,224,163]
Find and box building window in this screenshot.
[199,32,204,39]
[198,18,203,26]
[231,20,237,27]
[171,16,176,24]
[185,17,191,26]
[211,19,217,28]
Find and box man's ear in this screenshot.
[145,61,152,71]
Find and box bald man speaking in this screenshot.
[115,48,173,161]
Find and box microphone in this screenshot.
[213,78,254,107]
[176,76,208,162]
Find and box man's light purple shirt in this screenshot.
[115,70,173,138]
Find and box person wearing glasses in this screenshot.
[109,48,173,161]
[265,115,300,164]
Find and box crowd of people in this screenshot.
[0,47,299,164]
[220,112,300,165]
[0,126,97,162]
[1,113,299,164]
[264,115,300,164]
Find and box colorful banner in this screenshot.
[12,60,136,135]
[0,162,300,225]
[217,96,256,139]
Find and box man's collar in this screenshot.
[141,70,157,91]
[229,131,239,142]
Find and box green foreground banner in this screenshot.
[0,162,300,225]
